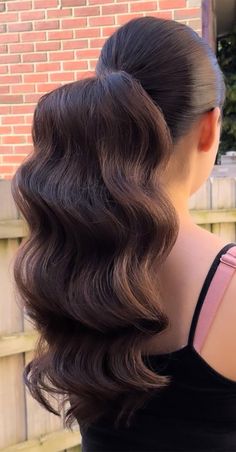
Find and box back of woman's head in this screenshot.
[11,17,225,430]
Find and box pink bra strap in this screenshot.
[193,245,236,352]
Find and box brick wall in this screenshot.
[0,0,202,179]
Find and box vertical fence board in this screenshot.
[211,177,236,242]
[0,180,26,448]
[188,178,212,231]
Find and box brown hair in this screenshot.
[11,17,225,431]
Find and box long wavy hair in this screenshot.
[11,17,225,430]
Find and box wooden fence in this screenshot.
[1,175,236,451]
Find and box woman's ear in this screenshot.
[197,107,221,153]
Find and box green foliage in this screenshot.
[217,26,236,159]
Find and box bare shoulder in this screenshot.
[201,258,236,382]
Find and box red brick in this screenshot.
[61,18,87,29]
[0,165,15,173]
[0,24,7,33]
[174,8,201,19]
[130,1,157,12]
[0,86,9,93]
[102,4,128,14]
[89,59,98,70]
[61,0,86,5]
[0,126,12,134]
[0,54,20,64]
[48,30,73,40]
[24,93,42,103]
[89,16,115,26]
[21,10,45,21]
[3,154,28,164]
[23,53,47,62]
[13,125,31,134]
[35,20,59,31]
[75,49,100,59]
[75,28,100,38]
[0,12,18,22]
[2,135,25,144]
[0,145,13,154]
[63,40,88,50]
[8,22,32,32]
[36,41,61,51]
[24,73,48,82]
[9,43,34,53]
[1,106,13,115]
[47,8,72,18]
[102,26,118,37]
[34,0,58,7]
[22,31,46,42]
[0,66,7,74]
[159,0,186,8]
[36,62,60,72]
[74,6,100,16]
[117,14,143,25]
[75,70,91,79]
[89,0,114,3]
[50,72,74,81]
[10,63,34,74]
[12,84,35,93]
[49,51,74,61]
[0,3,5,11]
[0,94,23,104]
[0,75,22,84]
[7,1,32,11]
[2,115,25,125]
[0,44,7,53]
[0,65,8,74]
[14,144,33,153]
[90,38,106,48]
[24,116,34,124]
[151,11,173,18]
[37,83,60,92]
[62,61,88,71]
[12,105,35,114]
[0,33,19,43]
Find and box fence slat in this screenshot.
[189,208,236,224]
[0,219,28,239]
[0,180,27,448]
[0,331,38,358]
[1,210,236,240]
[211,177,236,241]
[0,429,81,452]
[188,178,212,231]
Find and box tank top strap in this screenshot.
[187,242,236,352]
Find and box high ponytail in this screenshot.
[11,16,226,430]
[11,69,179,428]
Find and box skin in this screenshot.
[144,107,236,381]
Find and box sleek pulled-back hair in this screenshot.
[11,17,225,430]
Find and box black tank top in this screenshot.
[80,242,236,452]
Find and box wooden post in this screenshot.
[202,0,217,53]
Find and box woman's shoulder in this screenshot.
[199,239,236,382]
[142,227,235,356]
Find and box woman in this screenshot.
[11,16,236,452]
